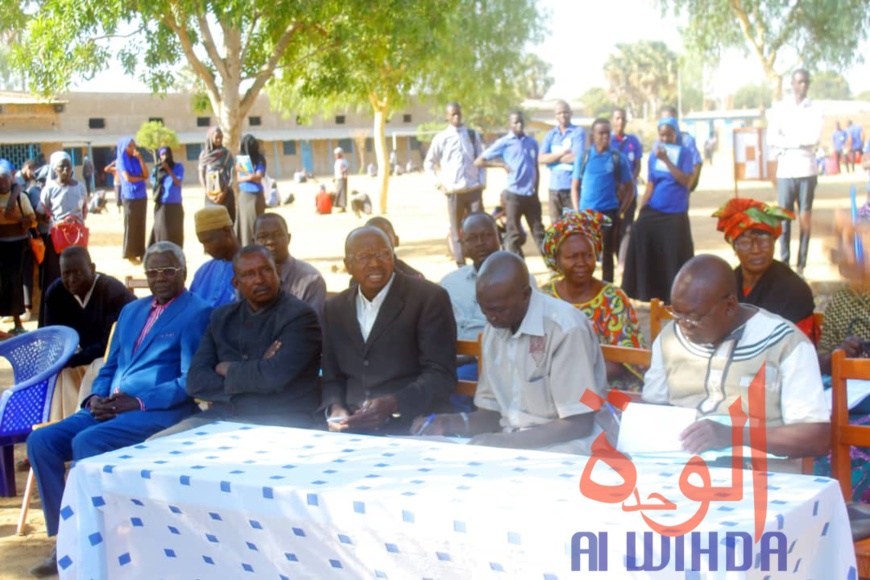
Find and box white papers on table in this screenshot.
[653,144,681,172]
[617,403,696,453]
[824,379,870,412]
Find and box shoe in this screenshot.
[29,547,57,578]
[16,457,30,472]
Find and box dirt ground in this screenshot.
[0,151,864,578]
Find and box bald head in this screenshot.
[670,255,743,346]
[345,226,395,300]
[476,252,532,332]
[344,225,392,255]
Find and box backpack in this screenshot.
[576,148,622,197]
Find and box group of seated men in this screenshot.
[25,203,833,575]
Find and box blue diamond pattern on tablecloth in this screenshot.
[284,553,298,562]
[102,465,114,473]
[292,527,306,537]
[164,549,176,558]
[329,559,343,568]
[180,475,191,486]
[60,506,74,520]
[242,563,254,572]
[192,465,205,470]
[58,555,73,570]
[270,475,285,480]
[220,481,232,492]
[543,574,558,580]
[402,510,414,523]
[375,570,387,579]
[131,517,143,527]
[202,554,215,565]
[209,512,222,521]
[307,493,319,506]
[88,532,102,546]
[507,532,520,545]
[118,553,131,566]
[354,501,365,514]
[140,470,152,479]
[338,534,352,544]
[822,522,830,536]
[263,486,274,499]
[246,542,258,551]
[436,552,451,561]
[131,498,143,506]
[385,543,399,553]
[206,534,219,543]
[776,515,783,529]
[454,520,466,533]
[249,520,262,529]
[813,501,819,516]
[789,540,797,554]
[489,562,503,571]
[169,505,182,514]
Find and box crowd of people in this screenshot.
[3,69,870,577]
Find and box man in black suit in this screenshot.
[323,226,457,433]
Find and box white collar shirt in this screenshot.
[356,274,396,341]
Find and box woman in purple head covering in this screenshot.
[116,137,150,264]
[622,116,697,302]
[149,146,185,249]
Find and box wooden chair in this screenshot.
[600,345,650,404]
[124,275,150,295]
[830,349,870,576]
[649,298,673,343]
[455,336,482,397]
[17,322,117,535]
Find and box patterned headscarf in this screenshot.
[713,198,795,244]
[542,209,610,272]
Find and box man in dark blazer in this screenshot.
[27,241,212,576]
[323,226,457,434]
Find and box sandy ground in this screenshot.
[0,151,864,577]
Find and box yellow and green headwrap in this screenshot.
[542,209,610,272]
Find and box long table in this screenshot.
[57,422,857,578]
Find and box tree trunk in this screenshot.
[219,77,244,154]
[769,73,784,102]
[371,97,390,214]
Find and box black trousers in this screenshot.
[447,189,483,265]
[600,208,619,283]
[504,192,545,257]
[548,189,572,224]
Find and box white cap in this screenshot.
[334,147,343,155]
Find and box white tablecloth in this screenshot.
[57,422,857,579]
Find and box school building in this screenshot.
[0,91,438,187]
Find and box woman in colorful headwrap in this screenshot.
[116,137,149,265]
[713,198,816,339]
[198,126,235,223]
[0,163,35,335]
[622,116,695,302]
[541,210,646,389]
[148,146,185,249]
[37,151,88,314]
[810,198,870,502]
[235,134,266,246]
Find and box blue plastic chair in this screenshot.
[0,326,78,497]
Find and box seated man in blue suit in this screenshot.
[27,241,212,577]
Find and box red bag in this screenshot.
[28,228,45,265]
[50,217,89,253]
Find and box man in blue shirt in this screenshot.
[610,107,643,271]
[847,120,864,173]
[189,206,239,308]
[569,118,633,282]
[476,111,542,257]
[832,121,848,172]
[660,105,702,190]
[539,100,585,224]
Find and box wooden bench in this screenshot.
[830,349,870,576]
[455,336,482,397]
[124,276,150,295]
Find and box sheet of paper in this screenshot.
[617,403,697,453]
[653,144,681,172]
[824,379,870,411]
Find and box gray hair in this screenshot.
[144,241,186,269]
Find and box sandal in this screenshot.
[8,327,27,336]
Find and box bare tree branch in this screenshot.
[196,14,228,81]
[239,21,304,114]
[161,8,220,114]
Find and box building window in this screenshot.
[410,137,421,151]
[282,141,297,155]
[403,114,412,123]
[196,117,210,127]
[365,138,373,153]
[88,118,105,129]
[186,144,202,161]
[249,116,262,126]
[335,115,346,125]
[149,117,164,125]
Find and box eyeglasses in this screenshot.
[145,267,183,280]
[664,294,731,328]
[734,233,774,252]
[350,250,392,265]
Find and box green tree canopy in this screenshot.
[580,87,613,118]
[732,83,773,109]
[520,54,554,99]
[5,0,344,152]
[604,41,678,119]
[811,71,851,100]
[659,0,870,99]
[135,121,180,159]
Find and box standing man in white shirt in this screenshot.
[424,102,486,268]
[767,69,823,277]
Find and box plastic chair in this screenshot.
[0,326,79,497]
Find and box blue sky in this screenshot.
[73,0,870,99]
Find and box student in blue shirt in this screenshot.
[539,100,585,224]
[149,147,185,249]
[569,118,633,282]
[623,116,696,303]
[847,120,865,173]
[660,105,702,190]
[610,107,643,271]
[475,111,543,257]
[832,121,848,172]
[236,134,266,246]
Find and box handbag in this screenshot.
[28,228,45,265]
[50,216,89,253]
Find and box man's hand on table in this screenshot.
[680,419,732,455]
[334,396,399,432]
